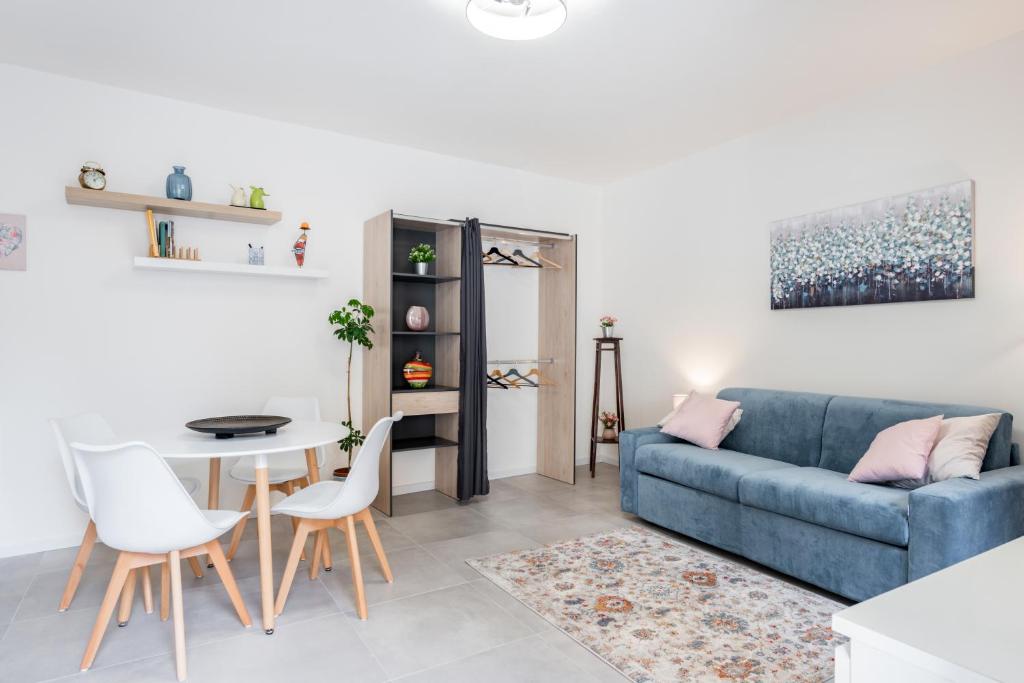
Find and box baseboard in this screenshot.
[0,531,86,560]
[391,465,540,498]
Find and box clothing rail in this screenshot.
[487,358,555,365]
[482,236,554,250]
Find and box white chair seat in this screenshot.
[228,462,310,485]
[202,509,247,532]
[271,481,354,520]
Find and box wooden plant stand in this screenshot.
[588,336,625,478]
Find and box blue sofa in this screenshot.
[619,388,1024,601]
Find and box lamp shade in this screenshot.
[467,0,567,41]
[672,393,689,409]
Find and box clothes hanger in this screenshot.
[523,367,549,386]
[511,249,542,268]
[481,251,495,264]
[533,251,563,269]
[485,246,517,265]
[503,368,538,387]
[486,373,509,389]
[490,368,519,388]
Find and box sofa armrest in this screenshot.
[619,427,679,513]
[908,465,1024,580]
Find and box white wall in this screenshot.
[0,64,603,557]
[601,32,1024,451]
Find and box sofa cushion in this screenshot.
[635,442,796,502]
[716,388,832,467]
[739,467,910,546]
[819,396,1013,474]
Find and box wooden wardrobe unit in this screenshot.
[363,211,577,516]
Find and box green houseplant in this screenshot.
[328,298,375,478]
[408,243,437,275]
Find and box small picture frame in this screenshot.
[0,213,26,271]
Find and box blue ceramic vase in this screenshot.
[166,165,192,201]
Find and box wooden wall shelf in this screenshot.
[65,186,282,226]
[133,257,326,279]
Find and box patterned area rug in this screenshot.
[467,527,845,682]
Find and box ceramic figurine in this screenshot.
[292,222,310,267]
[405,306,430,331]
[249,186,268,210]
[403,351,433,389]
[230,185,247,207]
[166,165,192,201]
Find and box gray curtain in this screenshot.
[457,218,489,500]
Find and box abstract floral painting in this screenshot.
[0,213,26,271]
[770,181,974,309]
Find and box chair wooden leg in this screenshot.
[275,519,311,616]
[309,530,325,580]
[59,519,97,612]
[80,551,133,671]
[206,541,252,627]
[226,485,256,561]
[169,550,187,682]
[344,515,368,620]
[187,556,204,579]
[141,565,154,614]
[283,480,307,562]
[321,529,333,572]
[359,508,393,583]
[117,568,137,626]
[160,561,170,621]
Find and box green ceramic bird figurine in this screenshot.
[249,186,268,210]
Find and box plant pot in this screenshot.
[602,427,617,440]
[333,466,350,481]
[414,262,429,276]
[405,306,430,331]
[602,326,614,338]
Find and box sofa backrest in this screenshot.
[717,388,832,467]
[818,396,1014,474]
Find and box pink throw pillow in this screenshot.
[848,415,944,484]
[660,391,741,450]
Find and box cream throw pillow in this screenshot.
[928,413,1002,482]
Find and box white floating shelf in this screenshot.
[133,256,327,279]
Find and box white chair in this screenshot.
[272,413,402,620]
[71,441,252,681]
[50,414,204,616]
[224,397,325,562]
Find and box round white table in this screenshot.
[146,420,347,634]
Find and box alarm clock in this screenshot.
[78,162,107,191]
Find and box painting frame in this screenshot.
[0,213,26,271]
[769,180,975,310]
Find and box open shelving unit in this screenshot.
[364,211,463,515]
[65,186,282,225]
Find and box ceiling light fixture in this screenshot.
[466,0,567,41]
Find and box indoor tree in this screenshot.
[328,298,375,476]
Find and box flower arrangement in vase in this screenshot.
[599,315,618,338]
[599,411,619,440]
[409,243,437,276]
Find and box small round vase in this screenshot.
[602,326,615,338]
[403,351,433,389]
[602,427,617,440]
[414,262,429,276]
[166,165,192,201]
[405,306,430,331]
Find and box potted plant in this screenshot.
[599,315,618,338]
[409,243,437,275]
[599,411,619,440]
[328,298,375,479]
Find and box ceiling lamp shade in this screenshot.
[467,0,567,41]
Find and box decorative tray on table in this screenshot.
[185,415,291,439]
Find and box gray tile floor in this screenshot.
[0,465,634,683]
